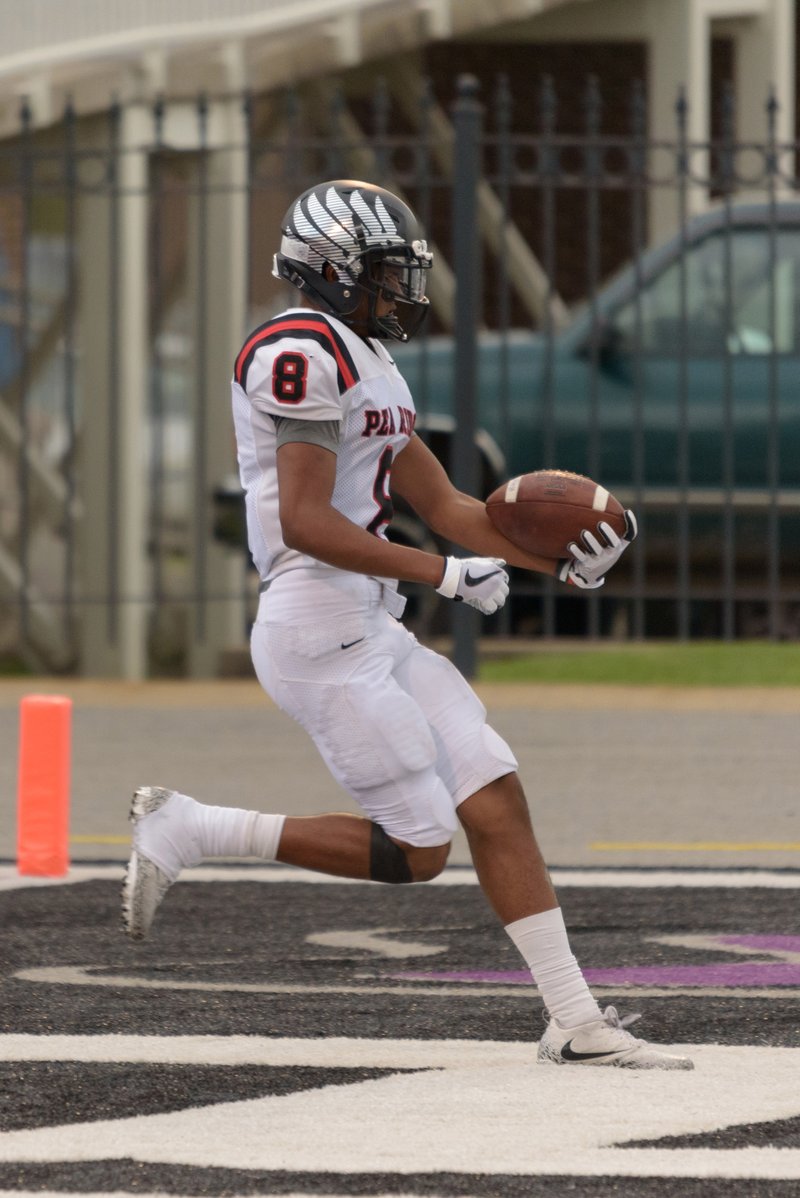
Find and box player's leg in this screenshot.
[458,772,600,1023]
[390,639,596,1023]
[456,770,557,923]
[277,812,448,881]
[123,599,453,938]
[399,638,692,1069]
[122,786,448,939]
[457,773,692,1068]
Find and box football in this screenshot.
[485,469,626,559]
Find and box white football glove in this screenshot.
[558,510,638,590]
[436,555,509,615]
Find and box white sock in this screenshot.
[505,907,602,1028]
[192,802,285,861]
[139,792,284,878]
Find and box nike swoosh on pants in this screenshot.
[340,637,366,650]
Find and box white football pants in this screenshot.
[250,569,518,847]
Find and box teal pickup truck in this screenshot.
[215,201,800,630]
[395,201,800,493]
[391,202,800,619]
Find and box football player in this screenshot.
[122,180,690,1069]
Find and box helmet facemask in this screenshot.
[359,247,432,341]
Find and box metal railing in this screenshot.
[1,73,799,676]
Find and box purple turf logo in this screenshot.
[393,934,800,991]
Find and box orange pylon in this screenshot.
[17,694,72,876]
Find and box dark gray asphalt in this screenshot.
[2,678,799,869]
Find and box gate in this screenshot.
[1,74,798,677]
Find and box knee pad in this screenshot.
[369,822,413,884]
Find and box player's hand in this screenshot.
[436,556,509,615]
[557,510,638,590]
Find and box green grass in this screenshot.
[478,641,800,686]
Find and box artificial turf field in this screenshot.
[1,865,798,1197]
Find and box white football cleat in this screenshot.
[537,1006,694,1070]
[121,786,202,940]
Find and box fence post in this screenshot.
[185,92,250,676]
[451,74,482,679]
[77,101,150,679]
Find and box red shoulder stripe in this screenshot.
[234,315,358,393]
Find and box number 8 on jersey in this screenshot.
[272,351,309,404]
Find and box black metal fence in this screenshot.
[1,73,799,676]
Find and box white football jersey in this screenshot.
[231,307,417,582]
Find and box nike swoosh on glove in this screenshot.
[436,556,509,615]
[558,510,638,590]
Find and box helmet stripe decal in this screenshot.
[326,188,363,242]
[350,191,384,237]
[300,194,357,264]
[373,195,398,235]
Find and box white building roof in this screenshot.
[0,0,573,123]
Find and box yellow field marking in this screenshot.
[70,834,131,845]
[592,841,800,852]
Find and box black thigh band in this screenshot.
[369,822,413,884]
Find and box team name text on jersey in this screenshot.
[363,406,416,438]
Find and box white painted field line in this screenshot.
[0,1041,798,1179]
[0,1193,426,1198]
[1,1033,529,1065]
[2,863,799,889]
[11,964,800,1001]
[0,1034,791,1069]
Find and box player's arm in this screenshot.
[277,439,446,587]
[278,439,512,614]
[250,338,504,609]
[392,435,636,589]
[250,335,443,586]
[391,434,560,576]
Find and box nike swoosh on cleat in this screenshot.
[340,637,366,650]
[560,1042,615,1062]
[464,569,500,587]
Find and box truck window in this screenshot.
[611,228,800,356]
[731,231,799,353]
